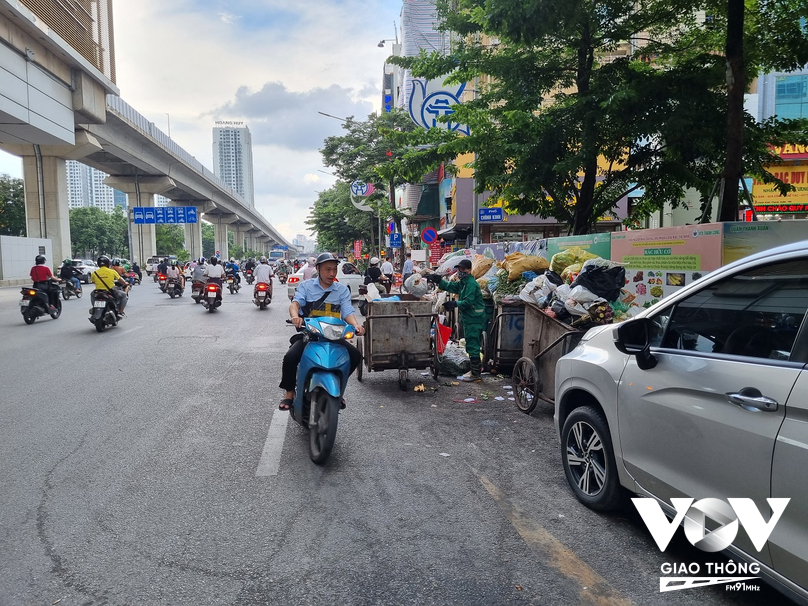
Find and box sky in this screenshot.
[0,0,403,242]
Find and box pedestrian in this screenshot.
[401,252,414,292]
[381,257,394,294]
[425,259,486,381]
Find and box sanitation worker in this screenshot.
[425,258,485,381]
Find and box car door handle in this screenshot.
[726,387,779,412]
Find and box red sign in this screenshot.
[353,240,362,258]
[429,241,442,265]
[421,227,438,243]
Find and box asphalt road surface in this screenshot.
[0,279,787,605]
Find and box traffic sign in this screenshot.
[421,227,438,243]
[429,241,442,265]
[132,206,199,224]
[390,233,401,248]
[479,207,504,222]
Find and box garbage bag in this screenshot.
[440,342,471,376]
[405,272,430,298]
[472,256,495,279]
[570,264,626,302]
[544,270,563,287]
[550,246,599,275]
[504,253,550,281]
[561,263,583,283]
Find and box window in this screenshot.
[341,263,359,275]
[651,259,808,361]
[775,75,808,120]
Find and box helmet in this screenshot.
[111,258,119,266]
[97,255,110,267]
[199,257,206,264]
[260,256,267,263]
[63,258,72,265]
[170,259,178,266]
[370,257,380,266]
[315,252,339,267]
[308,256,316,265]
[35,255,46,265]
[230,258,235,263]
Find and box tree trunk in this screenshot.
[720,0,745,222]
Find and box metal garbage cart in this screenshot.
[481,299,524,374]
[512,302,585,414]
[356,294,440,390]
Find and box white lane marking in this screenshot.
[255,410,289,476]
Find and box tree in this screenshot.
[202,222,215,258]
[321,109,417,266]
[107,207,130,258]
[388,0,808,233]
[156,224,185,257]
[306,182,375,256]
[0,175,26,237]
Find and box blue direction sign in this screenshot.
[390,233,402,248]
[131,206,199,224]
[479,207,504,222]
[273,245,289,250]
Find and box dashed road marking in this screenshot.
[256,410,289,476]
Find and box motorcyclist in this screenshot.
[30,255,61,312]
[192,257,207,282]
[364,257,387,293]
[279,252,365,411]
[91,255,130,316]
[225,257,241,286]
[157,258,169,276]
[244,257,256,274]
[59,258,83,294]
[302,256,317,280]
[425,258,486,381]
[165,259,184,290]
[111,258,127,277]
[254,256,274,297]
[131,261,142,282]
[203,257,225,301]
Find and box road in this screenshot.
[0,279,785,605]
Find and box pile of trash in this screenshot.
[519,247,641,326]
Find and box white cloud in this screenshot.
[113,0,401,241]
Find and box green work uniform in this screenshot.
[439,273,487,376]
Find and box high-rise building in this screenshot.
[212,122,255,207]
[66,160,126,213]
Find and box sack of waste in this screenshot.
[502,252,550,282]
[405,272,430,298]
[440,342,471,376]
[550,246,599,275]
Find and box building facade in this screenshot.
[66,160,166,213]
[212,122,255,208]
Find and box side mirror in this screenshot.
[615,318,657,370]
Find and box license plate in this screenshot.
[19,300,28,307]
[208,293,216,299]
[93,301,106,308]
[258,292,266,297]
[228,278,234,283]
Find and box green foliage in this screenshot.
[306,182,374,256]
[70,206,129,257]
[202,222,215,258]
[0,175,26,237]
[387,0,808,232]
[156,224,185,257]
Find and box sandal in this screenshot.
[340,399,346,410]
[279,398,293,411]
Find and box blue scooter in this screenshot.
[286,316,356,464]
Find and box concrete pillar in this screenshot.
[184,220,203,261]
[103,176,175,265]
[211,214,237,261]
[22,154,72,264]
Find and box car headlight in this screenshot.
[322,323,344,341]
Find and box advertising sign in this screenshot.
[752,167,808,212]
[546,233,612,260]
[722,220,808,265]
[610,224,723,308]
[429,241,442,265]
[353,240,362,258]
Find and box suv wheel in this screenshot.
[561,406,625,511]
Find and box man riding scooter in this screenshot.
[279,252,365,411]
[59,258,83,295]
[91,255,130,317]
[253,256,274,298]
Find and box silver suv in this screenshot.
[72,259,98,284]
[555,240,808,602]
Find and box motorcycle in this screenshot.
[278,271,288,285]
[166,277,183,298]
[126,271,141,286]
[202,282,223,312]
[191,280,205,304]
[253,282,272,309]
[89,288,122,332]
[245,269,254,285]
[20,283,62,324]
[285,316,355,464]
[61,280,83,300]
[157,273,167,292]
[226,271,240,294]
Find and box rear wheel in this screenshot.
[356,337,364,382]
[50,300,62,319]
[169,290,175,299]
[62,289,71,300]
[95,319,106,332]
[76,288,83,299]
[23,310,36,324]
[513,357,539,414]
[309,388,339,464]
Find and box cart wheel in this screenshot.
[513,357,539,414]
[480,330,489,372]
[398,369,408,391]
[356,337,364,382]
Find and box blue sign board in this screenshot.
[132,206,199,224]
[390,233,401,248]
[479,207,504,222]
[273,245,289,250]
